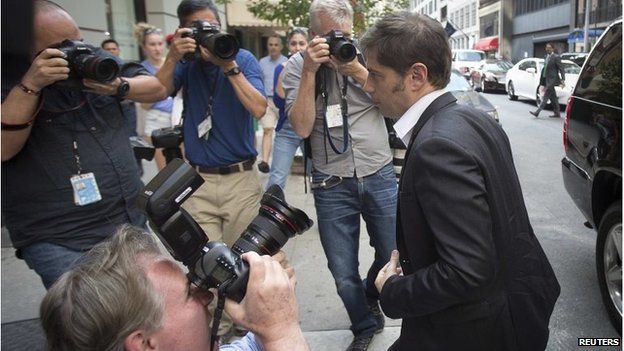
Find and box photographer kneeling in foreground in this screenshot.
[40,226,310,351]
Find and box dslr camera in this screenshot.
[137,159,313,302]
[323,30,357,63]
[151,125,184,164]
[52,39,120,90]
[182,20,240,61]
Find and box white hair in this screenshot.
[309,0,353,34]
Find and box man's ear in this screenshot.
[124,330,156,351]
[406,63,428,91]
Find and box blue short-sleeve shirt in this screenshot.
[174,49,265,168]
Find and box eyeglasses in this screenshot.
[144,28,163,36]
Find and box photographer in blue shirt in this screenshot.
[155,0,267,340]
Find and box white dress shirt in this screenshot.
[393,89,447,147]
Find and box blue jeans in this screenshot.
[312,162,397,336]
[267,120,303,190]
[20,242,86,289]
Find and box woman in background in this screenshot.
[134,22,173,170]
[267,28,309,190]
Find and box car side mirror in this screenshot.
[526,67,537,74]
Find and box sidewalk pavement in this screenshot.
[1,154,401,350]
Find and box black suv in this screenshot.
[561,19,622,331]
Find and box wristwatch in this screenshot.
[224,66,241,77]
[116,77,130,98]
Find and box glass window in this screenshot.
[576,22,622,107]
[457,51,486,61]
[519,60,532,71]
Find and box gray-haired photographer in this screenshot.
[282,0,398,350]
[1,0,168,289]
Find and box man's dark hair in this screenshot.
[361,11,451,89]
[177,0,221,26]
[101,38,119,48]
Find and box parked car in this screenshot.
[561,19,622,331]
[506,57,581,107]
[561,52,590,67]
[389,69,499,180]
[452,49,486,79]
[470,59,513,92]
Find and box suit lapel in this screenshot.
[398,92,457,192]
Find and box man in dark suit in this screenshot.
[531,43,566,118]
[360,12,561,351]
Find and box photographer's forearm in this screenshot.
[126,76,168,103]
[155,57,178,97]
[289,71,316,138]
[1,88,39,161]
[228,74,267,119]
[260,327,310,351]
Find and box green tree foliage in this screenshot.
[233,0,409,36]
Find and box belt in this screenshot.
[195,158,255,175]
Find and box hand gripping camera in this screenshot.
[323,30,357,63]
[51,39,120,90]
[137,159,313,302]
[182,20,240,61]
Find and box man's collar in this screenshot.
[393,89,447,147]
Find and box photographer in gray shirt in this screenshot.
[282,1,397,349]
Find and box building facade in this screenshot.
[510,0,571,61]
[448,0,479,50]
[569,0,621,52]
[55,0,282,61]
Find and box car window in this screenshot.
[575,22,622,108]
[447,71,472,92]
[563,62,581,74]
[518,61,530,71]
[457,51,485,61]
[528,61,537,70]
[485,61,512,71]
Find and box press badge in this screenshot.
[326,104,343,128]
[70,172,102,206]
[198,115,212,140]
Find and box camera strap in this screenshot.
[320,70,350,155]
[210,280,232,351]
[197,64,220,140]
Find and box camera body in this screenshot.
[137,159,313,302]
[52,39,120,90]
[151,125,184,164]
[323,30,357,63]
[182,20,240,61]
[130,136,155,161]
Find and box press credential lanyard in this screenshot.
[197,65,220,141]
[321,71,350,154]
[69,121,102,206]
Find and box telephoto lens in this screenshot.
[324,30,357,62]
[76,54,119,82]
[231,184,313,256]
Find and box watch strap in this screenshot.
[224,67,241,76]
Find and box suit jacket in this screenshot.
[542,53,566,87]
[381,92,560,351]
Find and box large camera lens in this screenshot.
[332,41,357,62]
[77,55,120,82]
[231,185,313,256]
[204,33,239,61]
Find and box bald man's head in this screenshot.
[32,0,81,57]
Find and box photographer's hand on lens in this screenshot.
[198,46,237,71]
[225,251,301,347]
[22,49,70,91]
[271,250,295,280]
[302,37,331,74]
[169,28,197,62]
[329,56,368,86]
